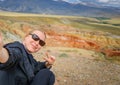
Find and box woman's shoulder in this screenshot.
[4,41,23,48]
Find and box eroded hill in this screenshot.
[0,12,120,57]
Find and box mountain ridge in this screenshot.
[0,0,120,17]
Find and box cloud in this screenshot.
[0,0,5,1]
[62,0,68,1]
[59,0,81,3]
[98,0,120,3]
[98,0,109,3]
[97,0,120,7]
[55,0,120,7]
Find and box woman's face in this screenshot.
[23,30,46,53]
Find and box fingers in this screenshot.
[45,52,55,60]
[43,52,56,65]
[45,52,49,58]
[43,52,49,61]
[43,56,49,61]
[50,55,55,61]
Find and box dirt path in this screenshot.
[35,47,120,85]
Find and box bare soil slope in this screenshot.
[34,47,120,85]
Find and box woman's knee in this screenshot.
[37,69,54,77]
[31,69,55,85]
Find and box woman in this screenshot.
[0,30,55,85]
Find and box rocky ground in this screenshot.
[34,47,120,85]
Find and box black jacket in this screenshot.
[0,41,46,85]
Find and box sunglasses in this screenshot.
[29,33,46,46]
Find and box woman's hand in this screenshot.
[0,33,3,51]
[43,52,55,68]
[0,33,9,63]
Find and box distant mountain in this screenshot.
[61,0,120,8]
[0,0,120,17]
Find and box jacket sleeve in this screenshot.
[0,46,22,71]
[33,58,47,74]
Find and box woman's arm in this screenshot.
[0,33,9,63]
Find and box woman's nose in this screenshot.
[35,40,39,46]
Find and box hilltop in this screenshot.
[0,0,120,17]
